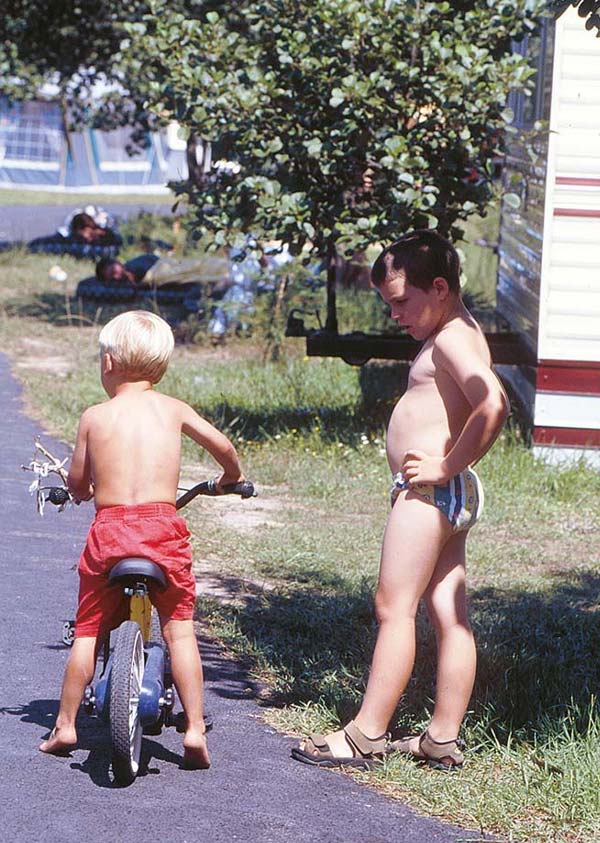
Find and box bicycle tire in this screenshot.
[110,621,145,785]
[150,608,173,697]
[149,608,165,646]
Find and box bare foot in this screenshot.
[182,731,210,770]
[39,726,77,755]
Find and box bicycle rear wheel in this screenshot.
[110,620,145,785]
[149,607,165,646]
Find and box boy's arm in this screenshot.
[403,331,509,485]
[181,404,244,487]
[67,410,94,501]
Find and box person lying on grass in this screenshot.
[40,310,246,770]
[293,230,509,771]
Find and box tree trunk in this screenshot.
[186,135,207,187]
[325,240,338,333]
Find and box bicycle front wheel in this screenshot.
[110,620,145,785]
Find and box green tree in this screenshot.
[4,1,597,325]
[0,1,163,140]
[125,0,548,326]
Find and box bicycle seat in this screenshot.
[108,558,167,589]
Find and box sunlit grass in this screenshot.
[1,229,599,843]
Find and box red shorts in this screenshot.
[75,502,196,639]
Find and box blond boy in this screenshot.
[293,230,509,770]
[40,311,245,769]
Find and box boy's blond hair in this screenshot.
[99,310,174,383]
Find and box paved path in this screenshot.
[0,354,486,843]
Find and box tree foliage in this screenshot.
[0,1,161,135]
[130,0,547,257]
[5,0,598,259]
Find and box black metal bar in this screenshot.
[175,479,256,510]
[305,330,537,367]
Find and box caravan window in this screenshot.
[508,19,554,128]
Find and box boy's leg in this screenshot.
[160,617,210,769]
[39,636,97,754]
[423,531,476,743]
[299,492,451,760]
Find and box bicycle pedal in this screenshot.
[83,685,95,715]
[169,710,213,733]
[62,620,75,647]
[172,711,186,733]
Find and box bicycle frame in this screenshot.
[93,578,171,728]
[129,589,153,642]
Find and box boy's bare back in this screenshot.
[70,384,240,509]
[68,311,241,508]
[79,387,185,507]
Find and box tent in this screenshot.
[0,97,188,192]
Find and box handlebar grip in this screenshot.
[221,480,256,499]
[175,479,256,509]
[48,487,71,505]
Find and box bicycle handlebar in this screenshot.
[175,479,256,510]
[40,480,257,511]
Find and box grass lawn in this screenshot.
[0,188,173,206]
[1,244,599,843]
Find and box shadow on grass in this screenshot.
[2,292,132,325]
[3,292,202,327]
[204,569,600,743]
[205,401,368,444]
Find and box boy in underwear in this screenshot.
[293,230,509,770]
[40,310,245,769]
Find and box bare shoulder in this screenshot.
[153,391,193,416]
[433,312,491,368]
[79,400,110,429]
[150,391,200,427]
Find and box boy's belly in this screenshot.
[386,390,460,473]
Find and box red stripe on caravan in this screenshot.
[553,208,600,218]
[556,177,600,187]
[536,363,600,395]
[533,427,600,447]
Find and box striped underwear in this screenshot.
[390,466,484,533]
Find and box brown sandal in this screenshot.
[390,730,464,771]
[291,720,389,769]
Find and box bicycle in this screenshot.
[23,439,256,785]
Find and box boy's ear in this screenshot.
[432,276,450,300]
[102,352,114,373]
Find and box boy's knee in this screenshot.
[374,589,417,625]
[68,637,97,677]
[426,603,472,634]
[425,589,470,630]
[160,617,195,643]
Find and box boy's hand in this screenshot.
[215,473,245,494]
[402,450,450,486]
[74,483,95,503]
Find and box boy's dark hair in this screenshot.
[71,212,96,234]
[96,257,119,282]
[371,229,461,293]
